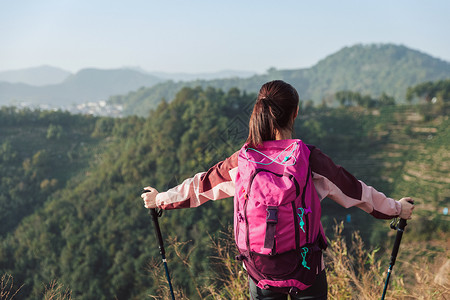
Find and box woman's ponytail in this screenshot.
[246,80,299,147]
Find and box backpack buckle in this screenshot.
[266,207,278,224]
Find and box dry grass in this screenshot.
[148,228,248,300]
[0,274,23,300]
[42,281,72,300]
[145,223,449,299]
[325,222,449,300]
[3,223,447,299]
[202,228,248,300]
[201,223,449,299]
[146,257,187,300]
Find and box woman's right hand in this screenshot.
[399,197,415,219]
[141,187,159,209]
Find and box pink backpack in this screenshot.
[234,139,327,295]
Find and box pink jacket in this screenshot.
[155,144,401,219]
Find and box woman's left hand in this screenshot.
[141,187,159,209]
[399,197,415,219]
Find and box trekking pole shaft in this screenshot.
[381,218,407,300]
[163,260,175,299]
[149,208,176,300]
[381,267,392,300]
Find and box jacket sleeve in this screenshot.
[155,151,239,210]
[307,145,401,219]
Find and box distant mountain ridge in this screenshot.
[0,65,71,86]
[147,69,256,81]
[1,43,449,112]
[297,44,450,101]
[0,67,256,107]
[0,68,163,106]
[112,44,450,116]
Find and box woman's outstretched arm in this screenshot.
[307,145,414,219]
[142,151,239,210]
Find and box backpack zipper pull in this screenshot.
[301,247,310,270]
[297,208,306,233]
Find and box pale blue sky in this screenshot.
[1,0,449,74]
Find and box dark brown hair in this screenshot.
[246,80,299,147]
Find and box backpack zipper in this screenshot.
[236,188,246,251]
[300,167,311,243]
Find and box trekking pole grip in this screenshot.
[390,198,413,265]
[389,218,407,267]
[382,199,413,300]
[149,208,166,257]
[142,189,166,257]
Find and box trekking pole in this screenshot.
[380,217,408,300]
[143,190,176,300]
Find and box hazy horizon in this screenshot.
[0,64,260,75]
[1,1,450,74]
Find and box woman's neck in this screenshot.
[275,130,292,140]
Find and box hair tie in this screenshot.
[259,96,273,103]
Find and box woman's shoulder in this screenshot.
[304,144,336,173]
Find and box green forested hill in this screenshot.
[0,108,105,236]
[110,44,450,116]
[0,85,448,299]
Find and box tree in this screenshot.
[378,92,395,106]
[46,124,63,140]
[335,90,362,107]
[406,79,450,103]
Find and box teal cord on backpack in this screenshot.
[244,142,298,166]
